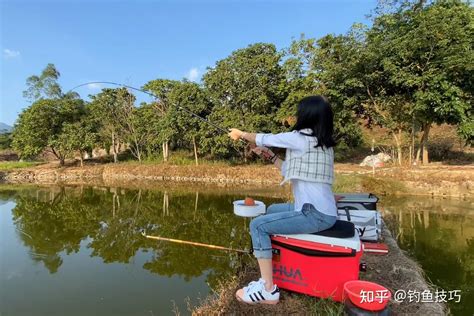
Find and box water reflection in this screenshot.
[1,186,473,315]
[382,196,474,315]
[7,186,273,283]
[0,185,285,315]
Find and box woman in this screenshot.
[228,95,338,305]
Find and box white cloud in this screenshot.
[86,83,103,90]
[3,49,20,59]
[186,67,200,82]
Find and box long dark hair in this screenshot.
[291,95,336,148]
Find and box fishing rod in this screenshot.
[68,81,231,135]
[141,231,251,254]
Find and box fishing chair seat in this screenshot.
[312,220,355,239]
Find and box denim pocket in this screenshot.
[302,203,336,231]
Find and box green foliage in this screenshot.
[23,63,62,101]
[167,81,212,150]
[284,0,473,161]
[282,34,364,147]
[133,103,163,158]
[142,79,180,105]
[14,64,90,164]
[141,78,181,143]
[0,161,43,170]
[89,88,139,160]
[52,120,97,163]
[0,133,12,150]
[366,0,473,141]
[22,63,79,101]
[12,98,85,162]
[141,79,212,155]
[12,3,472,164]
[140,79,182,159]
[202,43,287,157]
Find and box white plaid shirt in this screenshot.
[256,130,336,216]
[282,136,334,185]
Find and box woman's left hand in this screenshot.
[228,128,244,141]
[252,146,274,160]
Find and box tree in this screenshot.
[202,43,286,158]
[293,0,473,165]
[366,0,473,163]
[14,64,86,165]
[281,34,363,150]
[319,27,414,165]
[142,79,181,161]
[12,98,85,165]
[89,88,136,163]
[166,81,212,164]
[132,103,163,160]
[0,133,12,150]
[121,104,149,162]
[56,119,97,167]
[22,63,78,101]
[278,36,317,128]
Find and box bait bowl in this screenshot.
[233,200,266,217]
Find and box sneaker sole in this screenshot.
[235,292,279,305]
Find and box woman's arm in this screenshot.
[228,128,303,150]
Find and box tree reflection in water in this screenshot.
[8,185,284,288]
[382,196,474,315]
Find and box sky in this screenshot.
[1,0,376,126]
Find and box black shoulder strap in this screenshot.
[344,207,351,221]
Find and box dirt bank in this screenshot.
[1,162,472,197]
[192,224,447,315]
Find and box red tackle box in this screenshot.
[271,221,362,302]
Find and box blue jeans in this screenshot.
[249,203,337,259]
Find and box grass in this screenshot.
[359,175,407,195]
[192,259,346,315]
[333,174,407,196]
[117,149,256,167]
[333,174,362,193]
[0,161,43,170]
[302,296,345,316]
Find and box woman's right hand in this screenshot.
[228,128,244,141]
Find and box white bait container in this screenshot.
[233,200,266,217]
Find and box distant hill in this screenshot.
[0,122,12,134]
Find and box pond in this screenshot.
[0,185,472,315]
[381,196,474,316]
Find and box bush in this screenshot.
[0,133,12,150]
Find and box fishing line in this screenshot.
[68,81,251,158]
[68,81,233,135]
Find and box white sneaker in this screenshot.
[235,278,280,304]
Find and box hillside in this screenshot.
[0,122,12,134]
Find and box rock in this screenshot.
[360,152,391,167]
